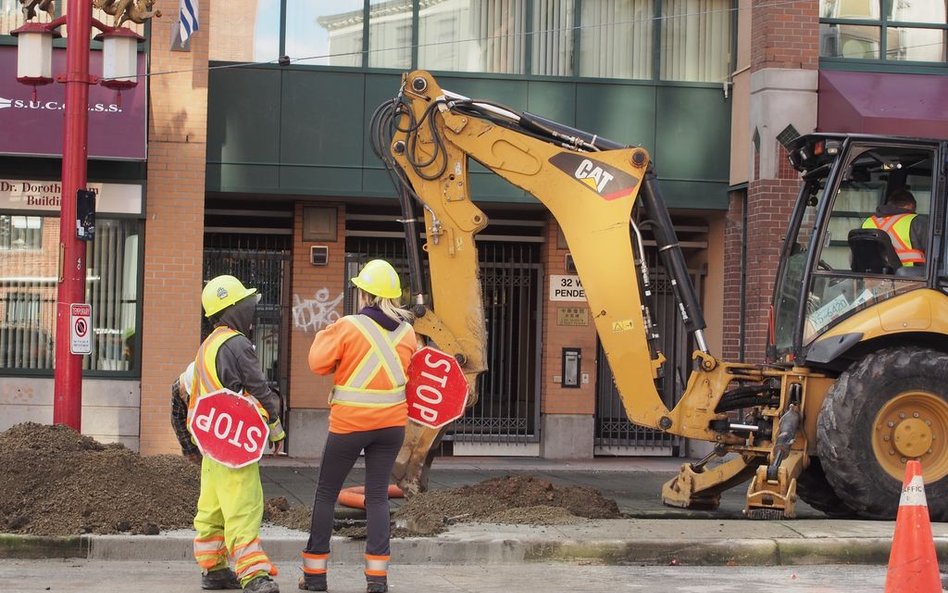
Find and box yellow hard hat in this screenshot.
[202,275,257,318]
[351,259,402,299]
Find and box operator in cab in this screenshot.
[861,188,928,267]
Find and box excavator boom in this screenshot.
[374,70,814,516]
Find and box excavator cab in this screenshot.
[771,134,942,367]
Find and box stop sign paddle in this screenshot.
[406,346,469,429]
[188,389,270,468]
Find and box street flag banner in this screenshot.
[179,0,199,45]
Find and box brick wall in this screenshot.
[743,178,798,360]
[750,0,820,71]
[138,5,210,454]
[288,202,347,410]
[721,191,745,361]
[540,219,597,416]
[208,0,258,62]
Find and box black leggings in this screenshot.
[305,426,405,557]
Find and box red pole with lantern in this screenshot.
[52,0,94,430]
[12,2,149,431]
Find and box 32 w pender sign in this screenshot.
[406,346,469,429]
[188,389,270,468]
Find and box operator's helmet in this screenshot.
[351,259,402,299]
[202,275,257,318]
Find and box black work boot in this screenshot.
[366,575,387,593]
[298,573,327,591]
[244,575,280,593]
[202,568,241,590]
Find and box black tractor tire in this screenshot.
[817,346,948,520]
[795,457,857,518]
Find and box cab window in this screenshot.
[805,144,933,342]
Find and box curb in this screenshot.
[3,533,945,566]
[0,534,87,559]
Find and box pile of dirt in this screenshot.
[0,423,621,539]
[391,475,621,535]
[266,475,621,538]
[0,422,200,536]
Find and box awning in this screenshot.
[818,70,948,139]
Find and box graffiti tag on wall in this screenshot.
[292,289,343,333]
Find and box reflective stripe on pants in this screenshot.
[302,552,329,575]
[365,553,389,578]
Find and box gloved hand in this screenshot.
[268,418,286,443]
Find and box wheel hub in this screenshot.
[892,418,932,458]
[872,391,948,482]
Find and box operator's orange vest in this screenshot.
[862,213,925,266]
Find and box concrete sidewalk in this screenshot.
[3,457,947,567]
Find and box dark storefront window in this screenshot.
[820,0,947,63]
[0,215,142,373]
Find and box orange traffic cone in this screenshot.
[884,459,941,593]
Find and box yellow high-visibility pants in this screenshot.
[193,457,277,586]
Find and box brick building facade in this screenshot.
[2,0,944,460]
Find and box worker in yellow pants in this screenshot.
[189,275,286,593]
[194,459,276,588]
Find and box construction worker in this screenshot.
[299,260,416,593]
[191,275,287,593]
[862,188,928,267]
[171,361,202,466]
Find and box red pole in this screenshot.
[53,0,92,430]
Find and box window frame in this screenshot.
[819,0,948,68]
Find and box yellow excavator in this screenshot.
[370,70,948,520]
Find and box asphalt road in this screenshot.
[0,559,899,593]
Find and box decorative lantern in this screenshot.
[10,22,60,86]
[96,27,144,90]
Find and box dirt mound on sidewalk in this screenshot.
[392,475,621,535]
[0,423,200,536]
[266,475,621,538]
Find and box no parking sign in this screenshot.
[69,303,92,355]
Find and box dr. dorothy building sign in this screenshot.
[1,179,143,215]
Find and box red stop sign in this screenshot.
[406,346,469,429]
[188,389,270,468]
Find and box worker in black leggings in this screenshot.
[299,260,416,593]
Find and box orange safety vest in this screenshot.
[330,316,412,408]
[862,213,925,266]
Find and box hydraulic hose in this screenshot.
[638,164,707,337]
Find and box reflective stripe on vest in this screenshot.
[331,315,411,408]
[188,326,269,425]
[862,213,925,266]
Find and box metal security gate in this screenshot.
[594,222,708,455]
[346,230,542,453]
[202,236,291,424]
